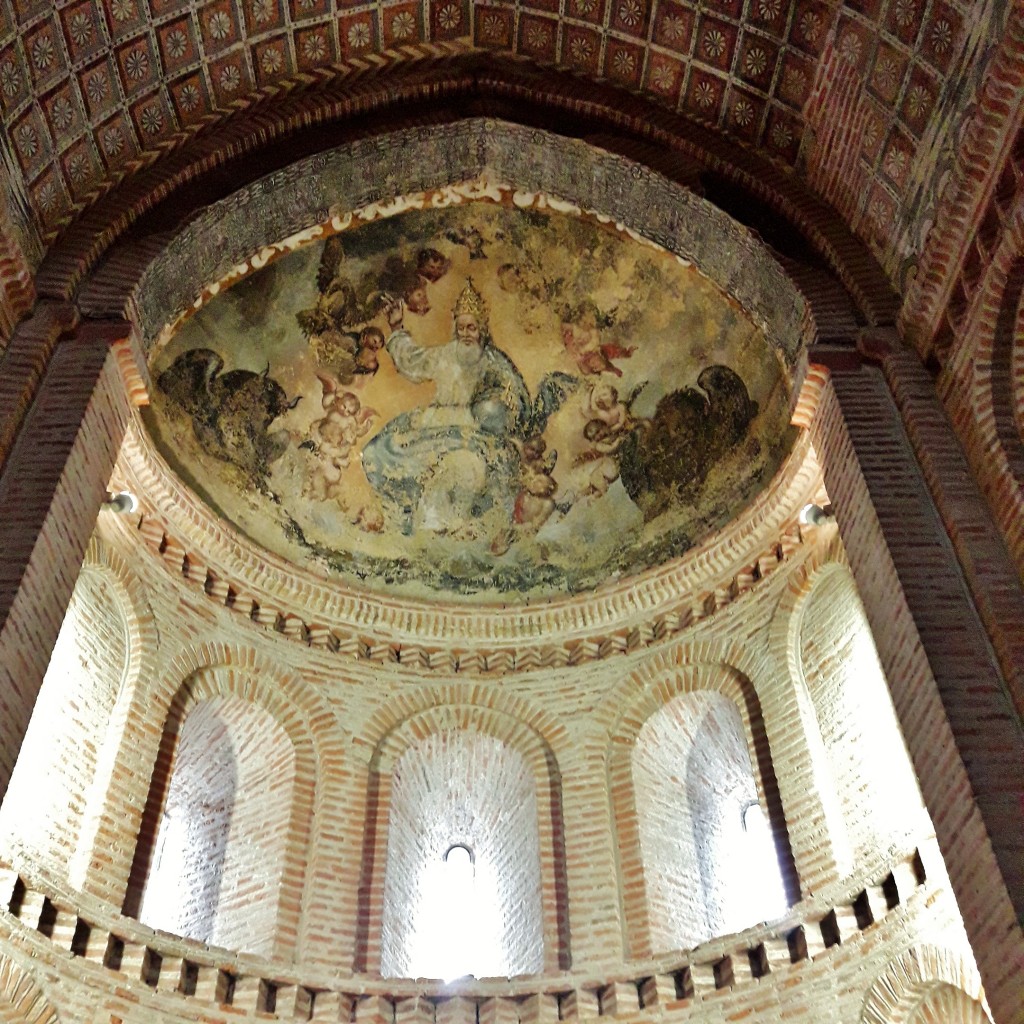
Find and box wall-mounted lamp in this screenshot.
[799,503,835,527]
[102,491,138,514]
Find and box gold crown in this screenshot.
[453,279,488,324]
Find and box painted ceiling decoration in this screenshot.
[0,0,1003,295]
[140,122,807,603]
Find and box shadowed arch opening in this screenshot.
[136,694,295,955]
[632,691,789,951]
[609,661,798,959]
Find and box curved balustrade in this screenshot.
[0,849,929,1019]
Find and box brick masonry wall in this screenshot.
[0,561,127,878]
[0,290,1016,1024]
[379,730,543,980]
[0,359,1006,1018]
[0,422,966,982]
[802,364,1024,1024]
[0,322,132,798]
[138,694,296,959]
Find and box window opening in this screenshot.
[411,842,496,982]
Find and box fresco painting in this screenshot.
[147,195,795,602]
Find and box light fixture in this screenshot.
[102,491,138,514]
[799,503,834,527]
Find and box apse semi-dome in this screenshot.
[137,121,810,603]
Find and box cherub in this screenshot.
[560,306,635,378]
[586,382,629,433]
[576,418,629,497]
[354,326,386,376]
[417,247,451,282]
[301,376,377,502]
[514,435,559,532]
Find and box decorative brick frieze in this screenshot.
[899,6,1024,359]
[0,844,945,1019]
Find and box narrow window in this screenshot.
[379,731,544,979]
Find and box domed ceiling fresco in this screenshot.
[146,185,796,603]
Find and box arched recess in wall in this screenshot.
[356,703,569,979]
[0,955,61,1024]
[67,539,158,894]
[795,561,925,866]
[122,663,319,960]
[609,662,797,960]
[0,541,136,883]
[860,944,992,1024]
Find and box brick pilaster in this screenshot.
[0,319,134,798]
[809,357,1024,1024]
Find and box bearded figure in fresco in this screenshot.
[363,281,534,537]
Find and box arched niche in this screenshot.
[609,661,797,960]
[631,691,789,952]
[797,563,924,864]
[137,694,296,956]
[357,703,569,978]
[121,660,326,962]
[0,555,131,879]
[380,729,543,979]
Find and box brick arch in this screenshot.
[110,644,350,964]
[79,536,160,702]
[768,534,858,886]
[860,945,990,1024]
[357,682,571,763]
[788,556,925,872]
[0,956,60,1024]
[989,256,1024,486]
[45,62,892,329]
[607,657,796,960]
[356,701,569,975]
[68,537,160,895]
[944,205,1024,579]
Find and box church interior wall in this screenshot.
[0,401,978,1007]
[0,11,1021,1019]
